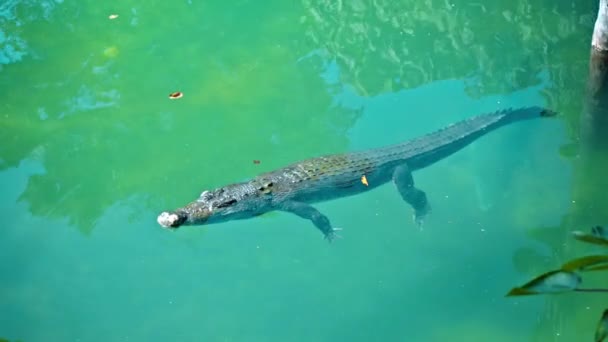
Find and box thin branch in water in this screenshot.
[574,288,608,293]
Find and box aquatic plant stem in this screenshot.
[574,288,608,293]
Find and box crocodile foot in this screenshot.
[324,227,343,242]
[412,204,432,230]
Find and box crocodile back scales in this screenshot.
[253,106,553,204]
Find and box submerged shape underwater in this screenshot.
[1,1,607,341]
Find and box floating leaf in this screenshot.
[572,229,608,247]
[108,14,119,20]
[561,255,608,272]
[506,270,581,296]
[168,91,183,100]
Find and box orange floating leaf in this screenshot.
[361,175,369,186]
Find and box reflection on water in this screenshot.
[301,0,592,102]
[0,0,606,341]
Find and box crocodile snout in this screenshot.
[157,211,186,228]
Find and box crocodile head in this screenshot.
[157,182,269,229]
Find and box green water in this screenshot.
[1,0,606,341]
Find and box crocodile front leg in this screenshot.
[393,164,431,228]
[278,201,341,241]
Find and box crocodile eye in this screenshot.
[199,190,213,201]
[258,181,274,194]
[216,199,237,209]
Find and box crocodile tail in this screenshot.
[433,106,557,141]
[386,106,558,169]
[499,106,557,124]
[541,108,558,117]
[470,106,557,139]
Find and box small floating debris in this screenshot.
[361,175,369,186]
[168,91,183,100]
[108,14,119,20]
[253,160,261,165]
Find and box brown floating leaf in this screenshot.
[253,160,261,165]
[169,91,183,100]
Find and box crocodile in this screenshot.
[157,106,556,241]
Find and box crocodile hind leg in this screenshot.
[393,164,431,228]
[279,201,341,242]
